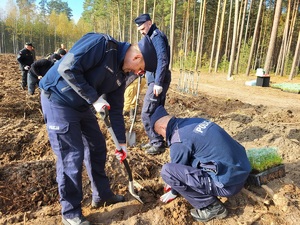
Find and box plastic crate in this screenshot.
[246,164,285,186]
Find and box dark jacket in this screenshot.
[29,59,55,79]
[17,48,34,71]
[146,24,171,86]
[39,32,131,143]
[166,117,251,188]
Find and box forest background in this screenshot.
[0,0,299,79]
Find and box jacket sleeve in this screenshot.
[152,32,169,86]
[58,34,106,105]
[106,82,126,143]
[17,50,26,68]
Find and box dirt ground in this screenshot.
[1,53,300,225]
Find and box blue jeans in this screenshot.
[41,93,114,218]
[161,163,245,209]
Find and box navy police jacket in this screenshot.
[166,117,251,188]
[39,32,130,143]
[146,24,171,86]
[17,48,34,71]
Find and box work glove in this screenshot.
[93,96,110,113]
[153,84,163,96]
[115,144,127,163]
[24,65,30,70]
[160,189,177,203]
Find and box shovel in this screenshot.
[126,76,142,147]
[99,107,143,204]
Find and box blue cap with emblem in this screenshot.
[138,35,157,72]
[150,105,169,129]
[134,13,151,27]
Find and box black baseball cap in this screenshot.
[138,35,157,72]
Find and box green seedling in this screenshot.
[246,147,283,173]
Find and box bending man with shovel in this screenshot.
[39,32,157,225]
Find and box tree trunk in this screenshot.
[184,0,190,61]
[289,31,300,80]
[246,0,264,76]
[195,0,203,70]
[170,0,176,70]
[234,0,247,74]
[244,0,253,46]
[264,0,282,75]
[209,0,221,73]
[214,0,227,73]
[224,0,233,62]
[227,0,239,79]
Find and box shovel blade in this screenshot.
[126,131,136,147]
[128,181,143,204]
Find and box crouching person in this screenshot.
[150,106,251,222]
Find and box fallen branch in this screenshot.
[261,184,274,198]
[241,188,270,205]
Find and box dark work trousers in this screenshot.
[27,72,39,94]
[21,70,29,87]
[161,163,245,209]
[40,93,114,219]
[141,82,170,147]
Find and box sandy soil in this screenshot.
[0,53,300,225]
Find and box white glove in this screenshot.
[160,189,177,203]
[92,96,110,113]
[24,65,30,70]
[115,144,127,163]
[153,85,163,96]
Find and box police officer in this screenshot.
[134,13,171,155]
[39,32,157,225]
[17,42,34,90]
[150,106,251,222]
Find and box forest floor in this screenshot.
[0,53,300,225]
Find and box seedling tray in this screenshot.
[247,164,285,186]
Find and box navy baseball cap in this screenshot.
[138,35,157,72]
[150,106,169,129]
[135,13,151,27]
[25,42,33,46]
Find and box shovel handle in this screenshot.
[99,107,133,182]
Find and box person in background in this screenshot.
[27,53,62,95]
[150,106,251,222]
[56,43,68,53]
[123,72,146,120]
[39,32,157,225]
[17,42,34,90]
[134,13,171,155]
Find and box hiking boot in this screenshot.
[145,146,165,155]
[62,215,90,225]
[91,194,125,208]
[190,200,228,222]
[140,142,152,149]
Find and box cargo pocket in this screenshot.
[47,122,70,151]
